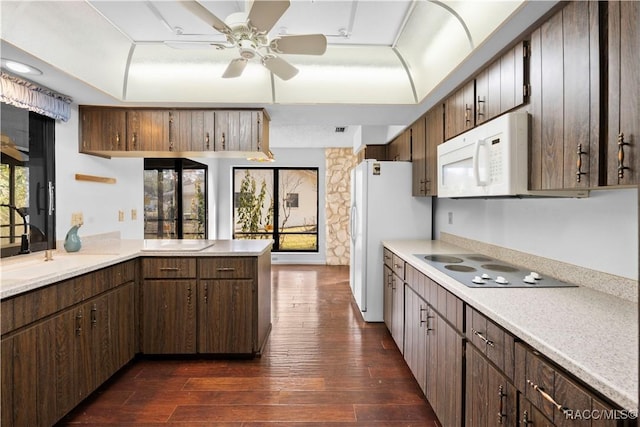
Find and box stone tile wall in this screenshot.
[325,148,358,265]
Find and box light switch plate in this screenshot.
[118,210,124,222]
[131,209,137,220]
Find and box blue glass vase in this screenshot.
[64,225,82,252]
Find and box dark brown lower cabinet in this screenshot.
[1,274,136,427]
[198,279,253,353]
[434,312,464,427]
[465,344,518,427]
[141,280,197,354]
[403,285,428,393]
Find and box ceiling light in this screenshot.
[1,59,42,75]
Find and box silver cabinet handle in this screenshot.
[216,267,236,272]
[472,328,494,347]
[159,267,180,272]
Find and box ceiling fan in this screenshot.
[179,0,327,80]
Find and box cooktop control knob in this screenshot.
[472,276,486,284]
[524,275,537,284]
[481,273,491,279]
[495,276,509,285]
[529,272,541,280]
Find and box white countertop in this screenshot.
[383,239,638,412]
[0,239,272,300]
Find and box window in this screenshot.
[1,103,56,257]
[233,167,318,252]
[144,158,207,239]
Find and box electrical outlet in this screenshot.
[448,212,453,225]
[131,209,137,220]
[118,210,124,222]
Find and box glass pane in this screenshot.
[279,233,318,251]
[144,169,178,239]
[278,169,317,234]
[182,169,206,239]
[233,169,274,238]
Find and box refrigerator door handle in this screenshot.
[350,205,357,243]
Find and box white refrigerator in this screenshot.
[349,160,432,322]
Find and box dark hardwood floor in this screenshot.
[58,265,440,426]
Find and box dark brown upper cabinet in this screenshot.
[444,80,475,140]
[529,1,600,190]
[475,41,528,125]
[606,0,639,186]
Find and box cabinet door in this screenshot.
[390,273,405,352]
[383,265,393,332]
[190,110,216,151]
[475,60,501,125]
[1,328,38,427]
[607,0,639,185]
[170,110,193,152]
[435,313,463,427]
[445,80,475,140]
[411,116,427,196]
[198,280,254,354]
[127,110,170,151]
[403,286,427,393]
[142,280,196,353]
[214,110,240,151]
[467,345,518,427]
[476,42,527,125]
[529,1,600,190]
[388,130,411,161]
[80,108,126,152]
[424,105,442,196]
[519,394,555,427]
[93,283,135,386]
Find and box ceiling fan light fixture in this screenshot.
[238,39,258,59]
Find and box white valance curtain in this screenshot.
[0,72,72,122]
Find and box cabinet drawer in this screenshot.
[515,342,622,426]
[391,254,405,279]
[466,305,515,380]
[199,257,255,279]
[383,248,393,268]
[143,258,196,279]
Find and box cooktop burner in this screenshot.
[481,264,519,273]
[422,255,464,263]
[413,253,577,289]
[445,264,476,272]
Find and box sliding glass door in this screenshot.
[144,159,207,239]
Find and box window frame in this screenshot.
[232,167,319,253]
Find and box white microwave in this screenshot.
[437,111,587,198]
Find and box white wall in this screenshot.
[434,188,638,279]
[55,105,144,241]
[211,147,327,264]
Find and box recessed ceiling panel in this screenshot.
[126,44,273,102]
[395,1,472,102]
[273,46,414,104]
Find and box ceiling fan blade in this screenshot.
[262,55,298,81]
[270,34,327,55]
[179,1,232,34]
[222,58,248,78]
[247,0,290,33]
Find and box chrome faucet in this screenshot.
[1,204,30,254]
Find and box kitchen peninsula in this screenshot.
[0,238,272,427]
